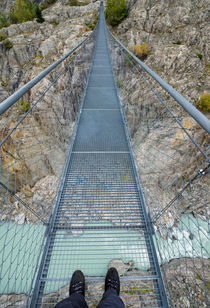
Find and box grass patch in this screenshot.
[0,0,46,27]
[85,15,98,30]
[105,0,127,26]
[124,50,135,66]
[19,100,30,113]
[196,93,210,112]
[35,5,45,23]
[0,13,10,29]
[69,0,89,6]
[3,39,13,49]
[174,40,182,45]
[115,77,123,88]
[9,0,45,24]
[197,53,203,60]
[1,79,10,87]
[124,286,154,296]
[133,43,149,61]
[0,30,7,42]
[9,0,37,23]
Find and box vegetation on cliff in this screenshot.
[105,0,127,26]
[196,93,210,112]
[0,0,53,29]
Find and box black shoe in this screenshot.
[69,270,85,296]
[105,267,120,295]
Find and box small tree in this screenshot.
[9,0,35,23]
[35,5,45,23]
[105,0,127,26]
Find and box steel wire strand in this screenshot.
[108,34,209,207]
[0,181,47,224]
[0,42,96,227]
[108,33,209,156]
[152,164,209,223]
[120,47,209,162]
[0,36,95,148]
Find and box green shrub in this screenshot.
[35,5,45,23]
[133,43,148,60]
[19,100,30,112]
[0,13,10,29]
[3,38,13,49]
[175,40,182,45]
[85,15,98,30]
[115,77,123,88]
[197,53,203,60]
[9,0,44,24]
[1,79,9,87]
[40,3,49,10]
[9,0,37,23]
[69,0,88,6]
[196,93,210,112]
[105,0,127,26]
[0,30,7,42]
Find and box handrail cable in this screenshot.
[0,181,47,224]
[152,163,210,223]
[108,31,210,134]
[118,46,209,162]
[0,34,93,116]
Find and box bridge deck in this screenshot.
[31,7,168,308]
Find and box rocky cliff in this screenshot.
[108,0,209,229]
[115,0,210,100]
[0,0,100,224]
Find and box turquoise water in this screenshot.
[154,214,209,262]
[0,222,46,294]
[0,214,209,294]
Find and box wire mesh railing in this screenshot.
[0,26,97,307]
[107,30,210,308]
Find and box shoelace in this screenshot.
[72,281,83,293]
[107,279,119,290]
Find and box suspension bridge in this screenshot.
[0,3,209,308]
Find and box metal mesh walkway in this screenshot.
[30,6,168,307]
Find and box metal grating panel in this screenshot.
[56,153,144,227]
[91,66,112,74]
[88,74,114,88]
[83,87,119,109]
[72,110,129,152]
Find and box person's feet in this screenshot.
[105,267,120,295]
[69,270,85,296]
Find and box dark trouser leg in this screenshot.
[55,293,89,308]
[97,289,125,308]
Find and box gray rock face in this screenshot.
[162,257,210,308]
[0,294,27,308]
[0,0,15,11]
[0,0,100,93]
[0,0,100,224]
[107,0,209,228]
[115,0,210,99]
